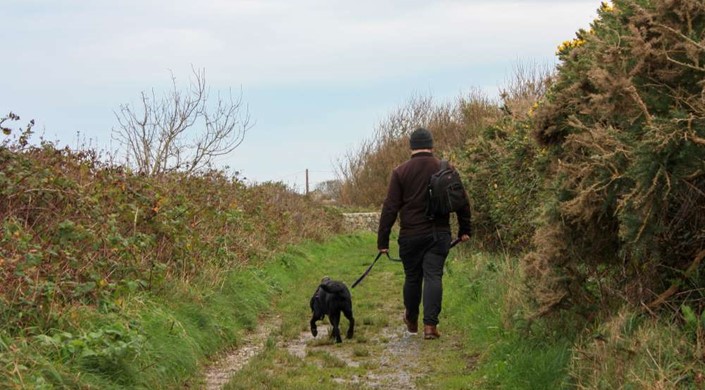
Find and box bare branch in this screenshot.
[112,68,251,175]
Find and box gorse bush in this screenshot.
[525,0,705,316]
[460,116,547,251]
[459,65,552,252]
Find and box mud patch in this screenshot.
[282,326,359,367]
[366,326,425,389]
[282,320,426,389]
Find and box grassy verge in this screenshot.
[568,307,705,388]
[0,233,380,389]
[1,262,278,389]
[442,251,574,389]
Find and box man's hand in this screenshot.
[460,234,470,242]
[379,248,389,254]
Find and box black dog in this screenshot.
[309,277,355,343]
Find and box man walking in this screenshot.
[377,127,471,339]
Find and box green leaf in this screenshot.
[681,304,698,331]
[34,334,59,347]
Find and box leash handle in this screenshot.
[450,237,462,248]
[385,252,402,262]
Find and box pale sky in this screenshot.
[1,0,601,191]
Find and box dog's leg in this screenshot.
[310,315,318,337]
[310,295,319,337]
[343,305,355,339]
[329,311,342,343]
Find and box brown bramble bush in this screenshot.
[0,115,342,336]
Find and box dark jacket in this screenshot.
[377,151,471,250]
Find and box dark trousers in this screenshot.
[398,232,451,326]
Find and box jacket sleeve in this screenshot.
[456,197,472,237]
[377,170,402,250]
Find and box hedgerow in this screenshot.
[0,114,341,386]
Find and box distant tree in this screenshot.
[314,179,342,201]
[335,92,497,208]
[335,95,438,207]
[113,68,252,175]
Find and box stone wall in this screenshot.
[342,212,380,233]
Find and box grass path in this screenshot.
[198,233,480,389]
[195,232,574,389]
[202,315,282,389]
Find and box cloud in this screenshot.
[4,0,600,89]
[202,1,600,85]
[1,0,602,185]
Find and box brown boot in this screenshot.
[424,324,440,340]
[404,312,418,333]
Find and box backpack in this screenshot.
[425,160,467,220]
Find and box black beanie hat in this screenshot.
[409,127,433,150]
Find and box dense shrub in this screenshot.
[524,0,705,316]
[461,116,547,251]
[460,64,552,252]
[0,117,341,336]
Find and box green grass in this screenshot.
[224,232,388,390]
[222,233,575,390]
[3,232,577,389]
[441,251,573,389]
[1,256,280,389]
[15,231,700,389]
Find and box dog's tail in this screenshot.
[319,280,347,295]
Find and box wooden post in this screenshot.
[305,169,309,195]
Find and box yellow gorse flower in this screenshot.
[600,1,614,13]
[528,100,540,116]
[557,37,586,55]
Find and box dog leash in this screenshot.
[351,237,463,289]
[351,251,399,289]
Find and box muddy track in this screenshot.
[199,264,460,389]
[202,316,282,390]
[201,309,446,389]
[202,321,429,390]
[281,324,426,389]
